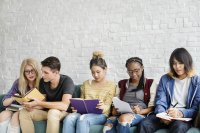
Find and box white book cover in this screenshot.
[156,112,192,121]
[112,97,133,113]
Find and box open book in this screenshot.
[13,88,45,103]
[70,98,103,114]
[156,112,192,121]
[112,97,133,113]
[6,104,23,112]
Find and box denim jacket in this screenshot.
[154,74,200,118]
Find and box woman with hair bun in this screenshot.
[62,51,118,133]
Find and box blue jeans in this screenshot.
[104,113,145,133]
[137,114,191,133]
[62,113,107,133]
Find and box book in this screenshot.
[70,98,103,114]
[112,97,133,113]
[156,112,192,121]
[6,104,23,112]
[13,88,45,103]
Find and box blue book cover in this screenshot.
[70,98,103,114]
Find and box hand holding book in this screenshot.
[23,97,40,108]
[167,102,184,118]
[156,112,192,122]
[71,107,78,113]
[96,100,105,110]
[112,97,133,113]
[156,102,192,122]
[132,105,142,114]
[13,88,45,104]
[111,107,121,116]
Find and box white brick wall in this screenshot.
[1,0,200,93]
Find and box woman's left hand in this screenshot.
[71,107,77,113]
[23,97,40,108]
[96,100,105,110]
[132,105,141,114]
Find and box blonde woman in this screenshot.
[62,51,118,133]
[0,58,41,133]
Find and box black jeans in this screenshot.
[137,114,191,133]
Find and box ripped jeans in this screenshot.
[103,113,145,133]
[62,113,107,133]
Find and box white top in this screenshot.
[172,77,191,109]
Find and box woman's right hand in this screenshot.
[71,107,77,113]
[112,107,120,115]
[132,105,141,114]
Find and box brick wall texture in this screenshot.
[1,0,200,93]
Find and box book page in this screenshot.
[13,97,30,103]
[13,88,45,104]
[6,104,23,112]
[156,112,171,121]
[156,112,192,121]
[112,97,133,113]
[25,88,45,101]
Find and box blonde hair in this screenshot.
[18,58,41,96]
[168,69,195,78]
[92,51,104,59]
[90,51,107,69]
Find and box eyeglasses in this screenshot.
[24,69,36,75]
[127,68,141,74]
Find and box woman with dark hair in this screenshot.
[137,47,200,133]
[103,57,157,133]
[62,51,118,133]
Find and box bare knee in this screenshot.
[10,112,19,127]
[0,110,13,122]
[47,109,61,120]
[19,108,31,120]
[118,114,133,124]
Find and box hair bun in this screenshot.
[92,51,104,59]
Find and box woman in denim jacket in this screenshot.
[137,47,200,133]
